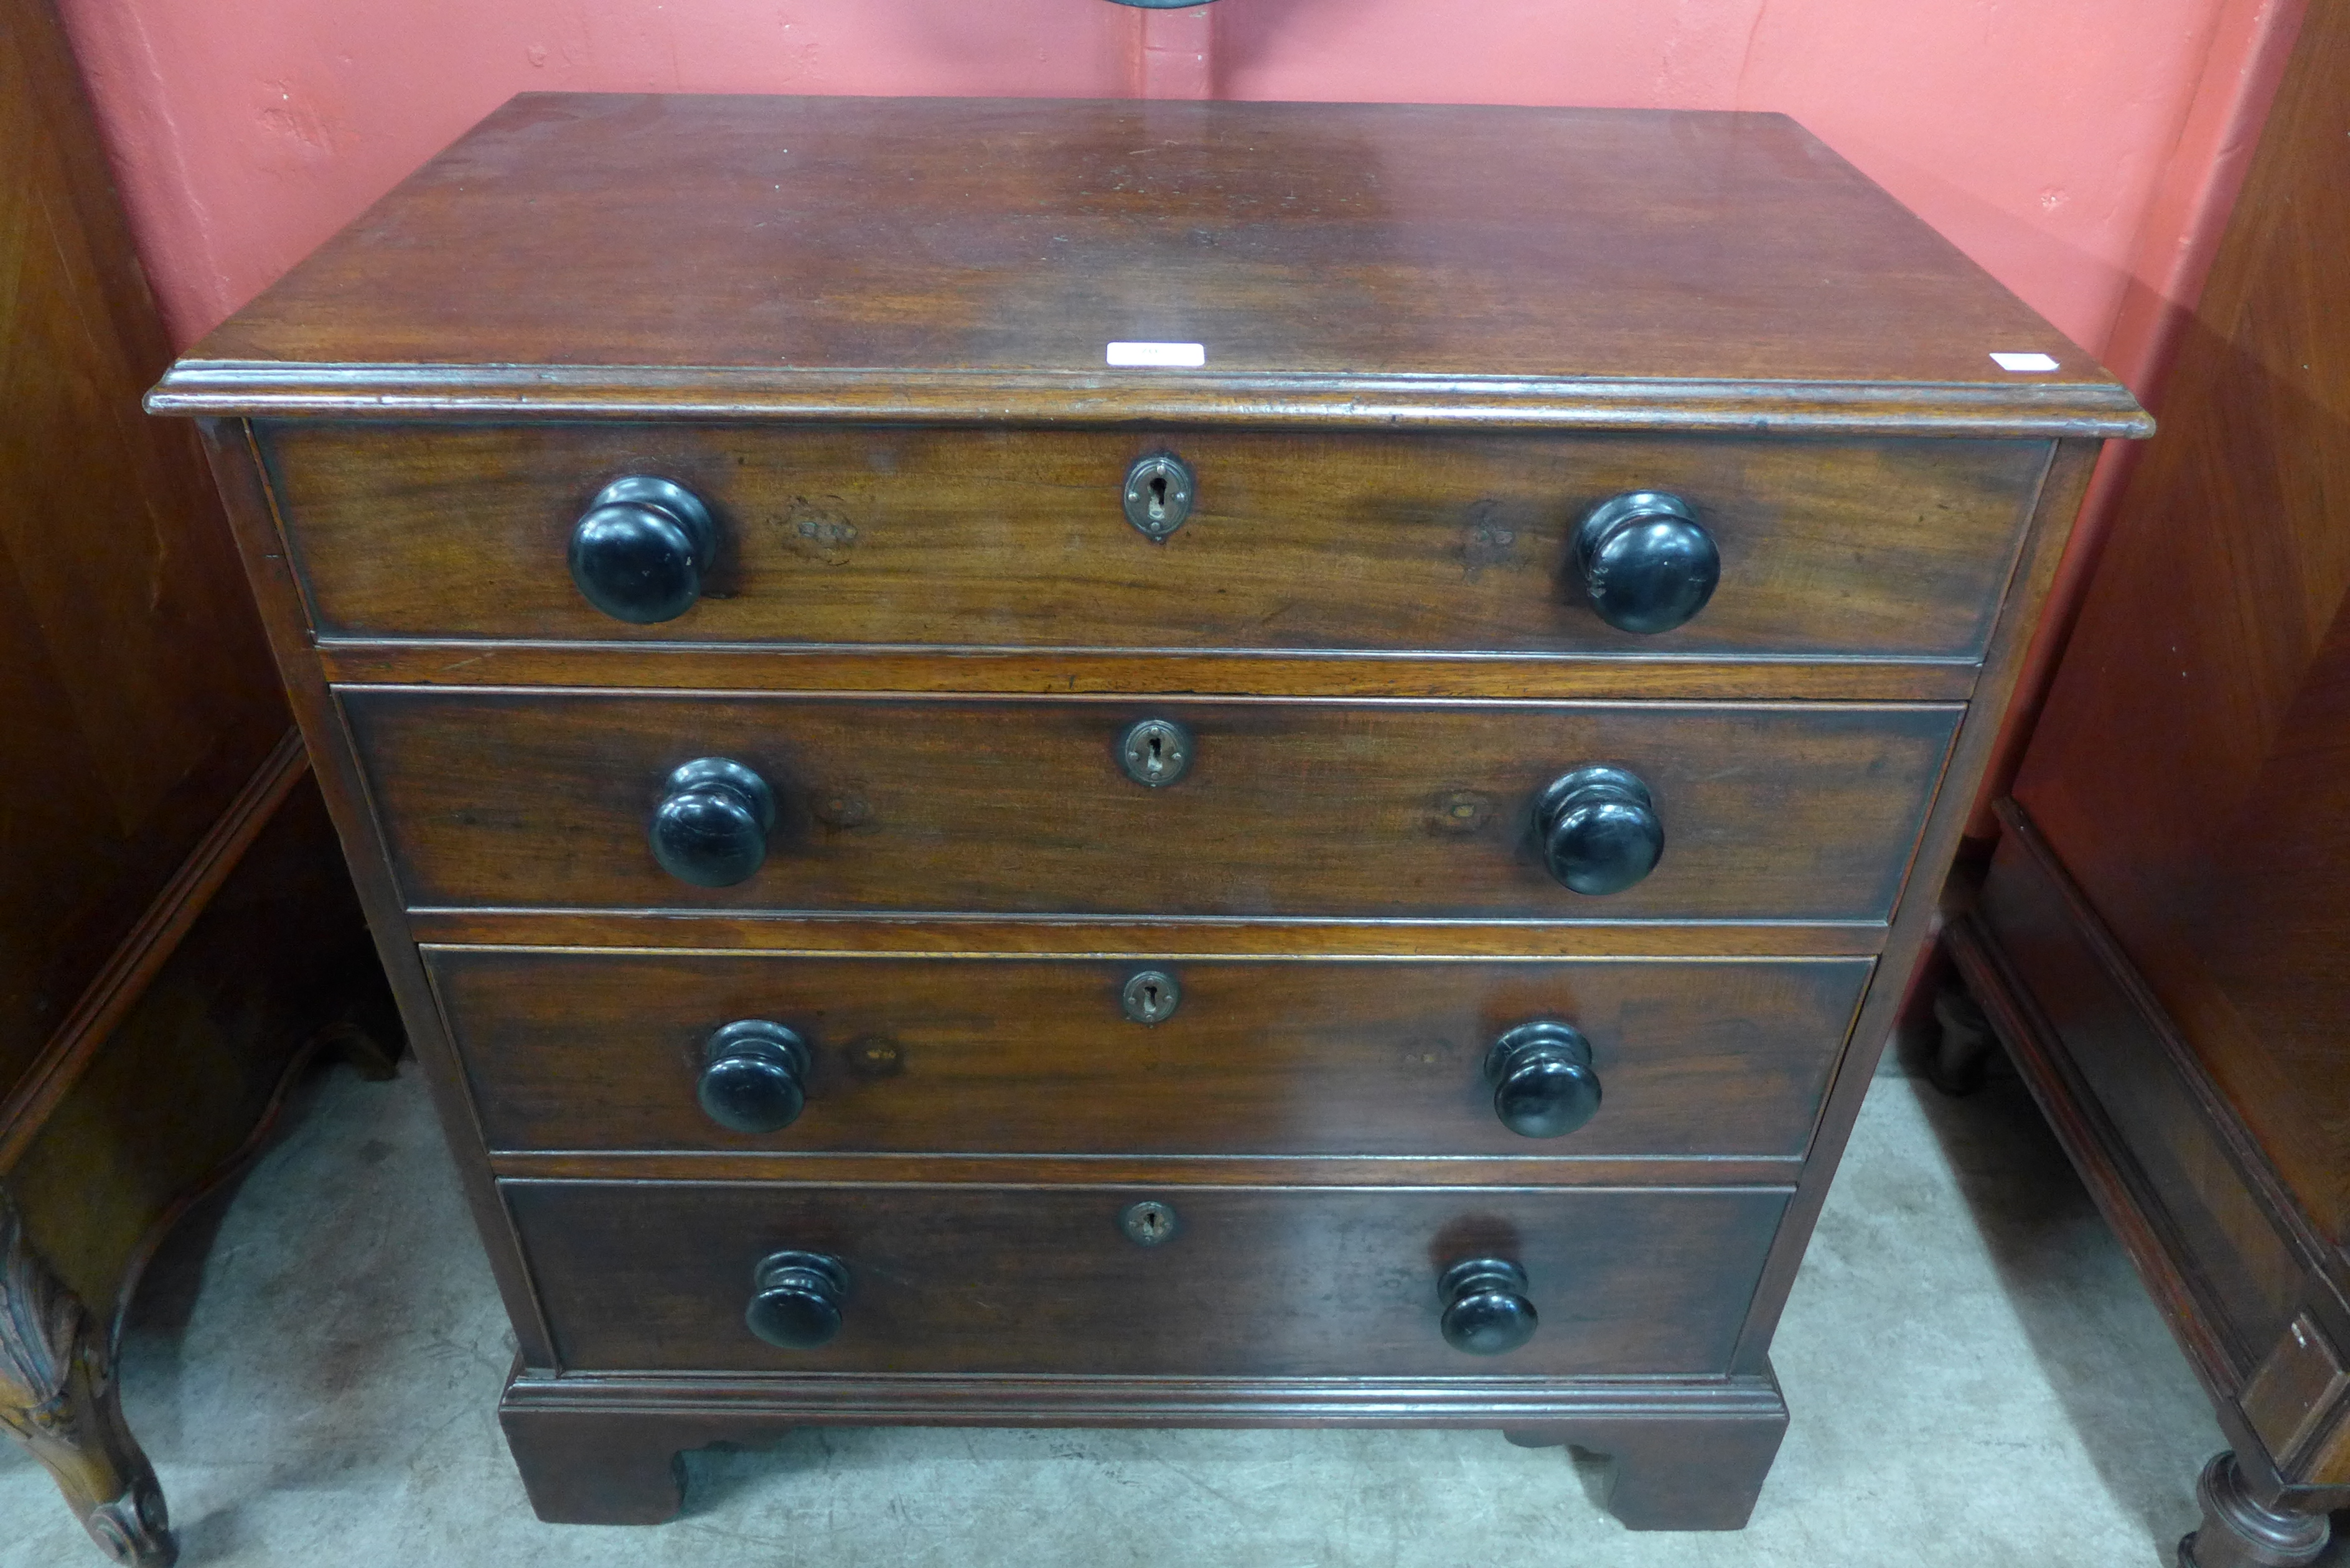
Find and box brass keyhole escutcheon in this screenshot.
[1121,968,1181,1024]
[1119,1200,1180,1246]
[1121,453,1196,540]
[1118,717,1194,788]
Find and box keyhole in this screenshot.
[1119,1199,1180,1246]
[1123,454,1195,539]
[1118,718,1193,788]
[1121,968,1181,1024]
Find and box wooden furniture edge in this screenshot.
[0,729,309,1174]
[1941,890,2245,1399]
[406,920,1889,957]
[1985,799,2350,1310]
[495,1362,1789,1531]
[1945,799,2350,1511]
[147,365,2154,438]
[192,415,562,1368]
[499,1364,1789,1422]
[1725,437,2102,1370]
[316,645,1983,703]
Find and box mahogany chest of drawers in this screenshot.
[152,93,2147,1531]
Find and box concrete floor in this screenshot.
[1,1048,2290,1567]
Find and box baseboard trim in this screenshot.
[0,729,310,1172]
[1943,893,2245,1397]
[500,1366,1789,1427]
[1949,796,2350,1502]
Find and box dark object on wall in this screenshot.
[0,2,399,1562]
[1942,2,2349,1563]
[148,93,2143,1534]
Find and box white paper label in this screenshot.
[1107,341,1206,368]
[1990,351,2061,373]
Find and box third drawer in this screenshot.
[431,950,1871,1158]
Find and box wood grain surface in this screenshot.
[1969,0,2350,1518]
[504,1179,1786,1378]
[2009,0,2350,1249]
[428,950,1869,1159]
[263,421,2047,660]
[345,691,1959,920]
[315,644,1984,705]
[0,0,284,1095]
[407,913,1889,959]
[150,96,2143,435]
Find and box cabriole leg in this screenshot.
[0,1192,175,1566]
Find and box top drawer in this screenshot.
[260,423,2046,659]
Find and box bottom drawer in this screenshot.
[507,1181,1787,1378]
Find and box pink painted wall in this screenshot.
[55,0,2280,366]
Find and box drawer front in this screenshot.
[507,1180,1787,1376]
[432,950,1870,1158]
[347,693,1958,920]
[265,422,2046,658]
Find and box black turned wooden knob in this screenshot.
[1538,765,1664,895]
[1486,1020,1602,1139]
[1574,491,1719,634]
[650,757,775,887]
[568,476,717,624]
[698,1020,811,1134]
[746,1251,848,1350]
[1439,1258,1538,1355]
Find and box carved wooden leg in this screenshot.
[0,1193,175,1566]
[2177,1452,2331,1568]
[499,1406,696,1524]
[1580,1416,1786,1530]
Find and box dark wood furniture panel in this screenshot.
[1968,824,2310,1354]
[505,1179,1787,1378]
[0,2,394,1562]
[1946,3,2349,1562]
[263,421,2047,659]
[0,0,283,1093]
[429,950,1870,1159]
[348,692,1959,920]
[157,94,2145,1537]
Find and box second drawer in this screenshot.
[349,693,1959,920]
[432,950,1871,1158]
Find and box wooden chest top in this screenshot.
[150,94,2143,436]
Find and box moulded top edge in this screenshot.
[146,362,2155,439]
